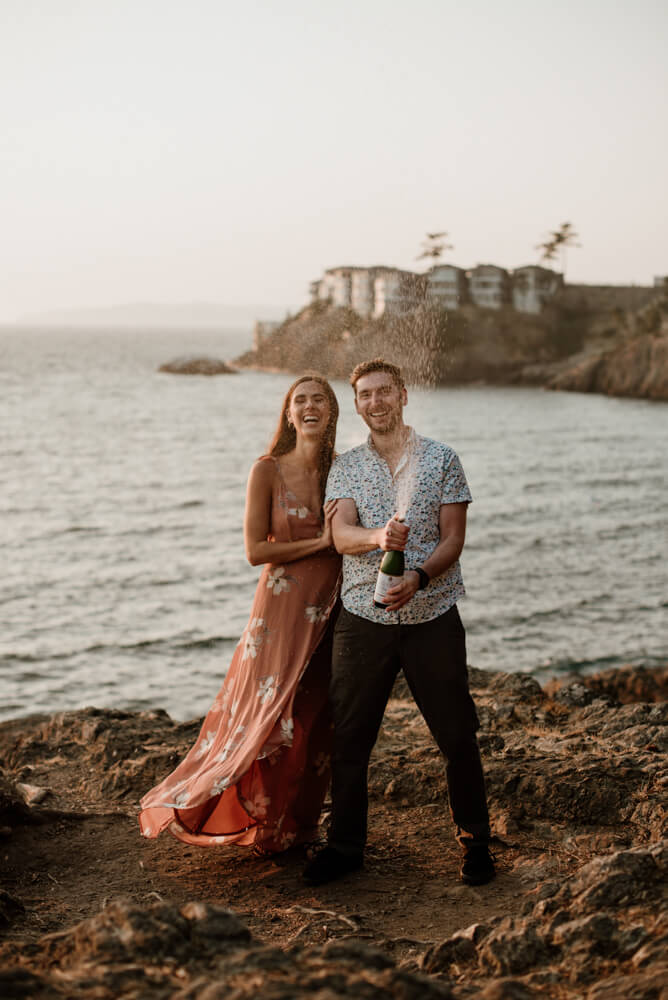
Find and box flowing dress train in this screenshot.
[138,456,341,852]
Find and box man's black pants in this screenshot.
[328,604,490,856]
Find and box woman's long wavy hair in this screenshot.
[266,374,339,506]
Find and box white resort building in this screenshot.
[425,265,468,310]
[468,265,511,310]
[316,267,353,308]
[512,266,564,314]
[311,261,561,317]
[372,269,423,318]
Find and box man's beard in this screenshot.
[367,410,401,434]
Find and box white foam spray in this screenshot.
[394,431,418,522]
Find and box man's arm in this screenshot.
[331,498,409,555]
[383,502,468,612]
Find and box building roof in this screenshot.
[513,264,560,276]
[428,263,466,274]
[470,263,509,274]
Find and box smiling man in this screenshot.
[303,358,494,887]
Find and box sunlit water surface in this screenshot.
[1,327,666,721]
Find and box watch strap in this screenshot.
[413,567,430,590]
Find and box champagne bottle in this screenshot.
[373,547,405,608]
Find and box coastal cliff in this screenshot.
[238,301,563,386]
[236,286,668,401]
[1,664,666,998]
[548,332,668,400]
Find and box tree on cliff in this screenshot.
[417,231,454,265]
[536,222,581,277]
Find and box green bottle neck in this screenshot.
[380,550,404,574]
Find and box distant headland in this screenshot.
[238,265,668,401]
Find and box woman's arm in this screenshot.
[244,459,337,566]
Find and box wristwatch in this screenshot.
[412,567,430,590]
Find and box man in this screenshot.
[303,358,494,887]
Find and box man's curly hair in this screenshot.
[349,358,405,395]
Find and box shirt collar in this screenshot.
[365,426,417,477]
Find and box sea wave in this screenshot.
[0,634,240,665]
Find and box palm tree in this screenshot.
[536,222,581,278]
[417,231,454,265]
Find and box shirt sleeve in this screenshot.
[441,449,472,505]
[325,456,353,502]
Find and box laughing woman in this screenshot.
[139,375,341,854]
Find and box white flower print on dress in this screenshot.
[258,676,277,705]
[287,505,310,519]
[243,636,261,660]
[241,793,271,818]
[213,724,246,764]
[280,717,294,743]
[305,604,326,624]
[256,741,281,761]
[174,791,190,807]
[266,566,293,595]
[278,831,296,849]
[242,617,269,660]
[163,778,187,800]
[194,730,217,760]
[211,775,232,795]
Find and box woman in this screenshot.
[139,375,341,854]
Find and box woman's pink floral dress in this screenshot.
[138,457,341,852]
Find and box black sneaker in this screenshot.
[302,846,363,886]
[460,844,496,886]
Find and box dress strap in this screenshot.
[258,454,287,498]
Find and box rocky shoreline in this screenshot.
[1,664,666,998]
[547,333,668,401]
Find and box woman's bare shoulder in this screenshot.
[248,455,278,485]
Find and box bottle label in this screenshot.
[373,571,403,606]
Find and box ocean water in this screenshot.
[1,327,666,722]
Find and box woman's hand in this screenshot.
[320,499,338,549]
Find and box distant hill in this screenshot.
[16,302,295,329]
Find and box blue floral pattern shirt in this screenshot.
[325,429,472,625]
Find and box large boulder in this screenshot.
[159,357,238,375]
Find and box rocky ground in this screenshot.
[1,664,666,999]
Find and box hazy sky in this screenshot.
[2,0,667,321]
